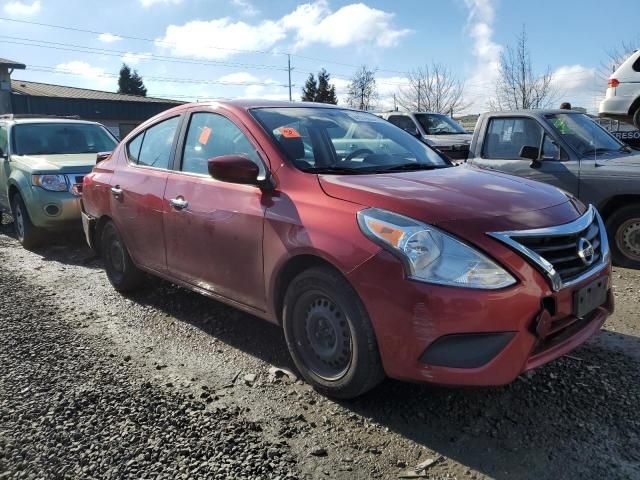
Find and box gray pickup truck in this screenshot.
[467,109,640,268]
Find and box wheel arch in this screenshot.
[92,214,113,255]
[599,194,640,221]
[628,96,640,116]
[272,253,345,325]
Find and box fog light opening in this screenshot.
[44,204,60,216]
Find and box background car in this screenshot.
[468,109,640,268]
[599,49,640,129]
[0,115,117,248]
[82,100,612,399]
[378,111,472,162]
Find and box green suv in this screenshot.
[0,116,117,248]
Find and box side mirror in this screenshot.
[519,145,542,168]
[404,126,420,138]
[96,151,112,164]
[208,155,270,188]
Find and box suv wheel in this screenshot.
[11,193,42,249]
[633,108,640,130]
[101,221,145,292]
[282,266,385,399]
[606,204,640,269]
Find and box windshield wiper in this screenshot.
[303,166,368,174]
[365,163,450,173]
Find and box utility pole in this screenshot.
[287,54,292,102]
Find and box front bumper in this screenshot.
[27,188,83,230]
[347,249,613,386]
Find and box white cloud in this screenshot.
[121,52,152,65]
[4,0,41,16]
[463,0,502,112]
[140,0,181,6]
[282,1,411,50]
[232,0,259,17]
[156,18,286,60]
[54,61,112,88]
[551,64,600,111]
[156,2,410,60]
[218,72,260,84]
[98,33,122,43]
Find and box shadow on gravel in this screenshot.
[122,275,640,480]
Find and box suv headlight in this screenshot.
[32,174,68,192]
[357,208,516,289]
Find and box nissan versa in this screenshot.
[81,101,613,399]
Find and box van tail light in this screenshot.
[608,78,619,88]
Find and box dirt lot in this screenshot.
[1,220,639,480]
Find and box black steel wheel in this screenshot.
[101,221,145,292]
[283,266,384,399]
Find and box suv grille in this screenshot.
[515,218,601,282]
[489,206,609,291]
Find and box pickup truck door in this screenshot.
[471,116,580,196]
[162,109,267,311]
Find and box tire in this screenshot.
[606,204,640,269]
[101,221,145,292]
[282,266,385,399]
[633,108,640,130]
[11,193,42,249]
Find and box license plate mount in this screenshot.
[573,276,608,318]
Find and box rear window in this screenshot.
[633,54,640,72]
[12,123,117,156]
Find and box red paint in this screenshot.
[82,100,613,387]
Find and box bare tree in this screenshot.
[346,65,378,111]
[598,39,640,83]
[489,27,556,111]
[396,62,469,115]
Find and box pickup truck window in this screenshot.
[388,115,416,131]
[547,113,623,157]
[483,117,542,159]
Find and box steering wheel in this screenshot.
[343,148,374,162]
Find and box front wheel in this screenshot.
[282,266,385,399]
[11,193,42,249]
[606,204,640,269]
[101,221,145,292]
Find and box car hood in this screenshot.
[12,153,99,174]
[595,152,640,170]
[423,133,472,146]
[318,165,571,225]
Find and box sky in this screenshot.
[2,0,640,113]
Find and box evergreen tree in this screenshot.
[117,63,147,97]
[316,69,337,104]
[301,73,317,102]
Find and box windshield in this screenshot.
[415,113,467,135]
[13,123,117,156]
[251,107,449,174]
[547,113,624,156]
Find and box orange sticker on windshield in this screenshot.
[198,127,212,145]
[278,127,302,139]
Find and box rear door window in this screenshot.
[126,116,180,169]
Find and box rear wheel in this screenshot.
[606,204,640,269]
[633,108,640,130]
[11,193,42,249]
[282,266,384,399]
[101,221,145,292]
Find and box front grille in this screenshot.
[515,218,601,282]
[489,206,609,291]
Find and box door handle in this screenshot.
[169,197,189,210]
[110,186,123,197]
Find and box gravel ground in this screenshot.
[0,218,639,479]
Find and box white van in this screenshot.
[599,49,640,129]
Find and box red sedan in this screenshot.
[81,101,613,398]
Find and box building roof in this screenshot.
[0,58,26,70]
[11,79,181,104]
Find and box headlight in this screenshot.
[357,208,516,289]
[32,174,68,192]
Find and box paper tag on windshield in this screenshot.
[198,127,212,145]
[278,127,302,138]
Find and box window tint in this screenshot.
[12,123,117,156]
[633,55,640,72]
[129,116,180,169]
[542,135,561,160]
[388,115,416,131]
[0,125,7,154]
[483,118,543,159]
[181,112,260,175]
